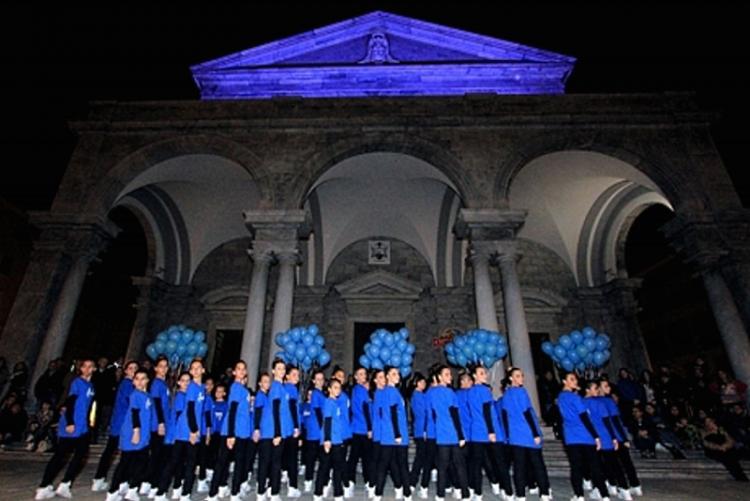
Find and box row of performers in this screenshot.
[35,356,642,501]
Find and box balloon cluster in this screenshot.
[444,329,508,368]
[359,328,416,377]
[542,326,611,372]
[146,325,208,368]
[274,324,331,372]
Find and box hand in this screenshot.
[227,437,236,450]
[533,436,541,446]
[613,439,619,451]
[157,423,165,436]
[131,429,140,445]
[458,439,466,448]
[65,425,75,434]
[489,433,497,443]
[272,436,281,446]
[367,431,372,439]
[293,428,300,438]
[253,430,260,443]
[324,441,332,453]
[395,436,402,445]
[189,431,199,445]
[595,437,601,451]
[205,434,211,446]
[623,441,631,448]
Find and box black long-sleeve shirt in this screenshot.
[450,406,465,442]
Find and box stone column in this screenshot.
[496,241,541,414]
[267,248,299,366]
[125,276,156,361]
[241,245,274,388]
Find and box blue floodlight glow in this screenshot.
[190,11,576,100]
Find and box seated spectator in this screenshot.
[629,407,657,458]
[702,417,749,481]
[0,395,29,446]
[644,402,686,459]
[618,368,644,425]
[25,400,56,452]
[674,416,703,451]
[711,370,747,412]
[724,403,750,455]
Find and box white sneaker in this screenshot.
[629,486,643,497]
[178,495,192,501]
[35,486,55,500]
[367,484,376,499]
[431,470,437,482]
[55,482,73,499]
[435,498,444,501]
[304,480,313,493]
[373,497,382,501]
[502,493,515,501]
[125,488,141,501]
[491,484,500,496]
[515,497,526,501]
[105,492,121,501]
[119,483,130,496]
[288,486,302,498]
[256,489,268,501]
[153,496,167,501]
[271,495,282,501]
[93,478,109,492]
[474,495,483,501]
[170,488,181,500]
[139,483,152,495]
[197,479,209,493]
[583,480,592,491]
[569,497,584,501]
[324,482,333,498]
[205,497,218,501]
[404,496,412,501]
[281,471,289,483]
[529,487,539,496]
[230,496,242,501]
[147,487,158,499]
[335,497,344,501]
[618,488,633,501]
[344,482,354,498]
[313,496,323,501]
[541,495,552,501]
[590,488,602,500]
[607,484,618,496]
[452,488,461,499]
[206,469,214,481]
[418,486,428,499]
[218,485,230,498]
[241,481,251,495]
[395,487,404,499]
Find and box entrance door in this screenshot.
[353,322,405,369]
[529,332,554,376]
[211,329,242,376]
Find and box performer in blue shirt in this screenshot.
[93,360,138,492]
[207,360,252,500]
[313,378,348,500]
[557,372,609,501]
[207,383,227,487]
[302,369,326,492]
[429,365,469,501]
[374,367,411,501]
[36,358,96,501]
[106,368,152,501]
[141,356,170,496]
[253,373,271,496]
[503,367,551,501]
[255,360,291,500]
[599,378,642,497]
[422,372,439,495]
[468,365,513,501]
[407,373,429,497]
[154,371,189,500]
[366,369,386,499]
[281,365,302,498]
[345,367,373,492]
[196,376,216,493]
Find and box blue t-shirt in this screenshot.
[602,396,627,441]
[301,401,320,441]
[585,397,615,450]
[425,386,436,440]
[211,400,228,433]
[558,390,595,446]
[284,383,300,430]
[310,388,326,438]
[201,394,214,436]
[337,391,352,440]
[119,389,152,451]
[379,386,409,446]
[351,384,371,435]
[322,397,345,445]
[430,385,462,445]
[166,391,185,445]
[149,378,170,433]
[456,388,472,440]
[175,381,205,441]
[58,377,95,438]
[222,381,251,438]
[110,378,134,436]
[254,391,267,434]
[411,390,428,439]
[372,388,386,443]
[468,384,503,443]
[503,386,542,448]
[494,395,507,443]
[260,381,294,438]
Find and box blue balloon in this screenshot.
[447,354,457,365]
[302,334,314,346]
[368,345,381,358]
[399,327,409,339]
[595,336,608,351]
[166,340,177,354]
[541,341,554,355]
[359,355,371,368]
[602,349,611,360]
[308,324,320,336]
[401,354,413,366]
[169,331,181,342]
[445,344,455,356]
[405,344,415,355]
[318,351,331,367]
[583,326,597,339]
[390,353,402,367]
[462,345,474,358]
[456,353,468,367]
[584,352,594,365]
[568,350,580,363]
[169,353,180,368]
[303,355,313,369]
[181,329,194,343]
[383,335,395,347]
[400,366,412,378]
[379,347,391,361]
[454,336,466,347]
[397,339,408,352]
[197,343,208,357]
[155,340,166,353]
[571,330,583,344]
[314,335,325,346]
[554,345,567,359]
[187,342,198,355]
[481,355,494,368]
[167,325,179,333]
[176,343,187,356]
[194,331,206,343]
[307,344,320,358]
[559,335,572,348]
[561,358,574,371]
[576,344,589,357]
[576,362,586,372]
[584,338,597,352]
[275,333,287,347]
[295,346,307,360]
[593,351,606,367]
[371,336,383,347]
[156,332,168,343]
[146,344,158,360]
[370,358,383,370]
[284,341,296,354]
[474,342,486,356]
[290,328,302,342]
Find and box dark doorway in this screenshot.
[529,332,554,377]
[354,322,405,369]
[211,329,242,377]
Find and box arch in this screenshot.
[289,132,474,208]
[84,134,270,218]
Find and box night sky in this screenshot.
[1,1,748,210]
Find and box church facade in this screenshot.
[3,12,750,409]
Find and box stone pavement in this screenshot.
[1,452,748,501]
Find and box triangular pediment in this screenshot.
[334,270,423,299]
[191,11,575,99]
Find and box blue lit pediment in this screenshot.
[190,11,576,99]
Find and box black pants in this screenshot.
[256,438,284,495]
[511,445,550,497]
[346,433,372,486]
[409,437,429,488]
[94,434,119,480]
[209,438,251,496]
[156,440,197,495]
[197,436,211,481]
[282,436,299,488]
[39,434,90,487]
[109,449,148,494]
[205,433,221,476]
[375,445,411,497]
[368,441,381,488]
[146,433,166,486]
[469,442,496,495]
[616,445,641,487]
[436,445,469,498]
[706,448,749,481]
[565,444,607,497]
[315,444,346,496]
[601,449,628,489]
[490,442,513,496]
[302,440,320,482]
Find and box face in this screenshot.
[233,362,247,382]
[387,368,400,386]
[124,362,138,379]
[313,372,325,389]
[585,383,598,397]
[178,374,190,391]
[133,372,149,391]
[329,380,342,398]
[155,359,169,378]
[204,378,215,394]
[215,386,227,401]
[439,368,452,386]
[259,375,271,392]
[374,371,386,389]
[704,418,717,432]
[355,368,368,385]
[460,373,473,389]
[333,369,346,383]
[416,379,426,391]
[599,380,611,395]
[286,367,300,385]
[510,369,524,387]
[563,373,578,390]
[79,360,95,379]
[98,357,108,369]
[189,360,204,381]
[632,408,642,419]
[273,362,286,381]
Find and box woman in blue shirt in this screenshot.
[557,372,609,501]
[36,358,95,501]
[407,373,429,495]
[345,367,373,492]
[141,356,170,496]
[252,373,271,496]
[204,383,228,494]
[196,376,215,493]
[282,365,302,498]
[366,369,386,499]
[429,364,469,501]
[313,378,347,500]
[106,368,152,501]
[302,369,326,493]
[599,378,642,497]
[503,367,550,501]
[374,367,411,501]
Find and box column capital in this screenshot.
[29,211,120,262]
[243,209,312,241]
[661,214,728,273]
[275,248,300,266]
[247,241,276,265]
[495,240,522,265]
[454,208,526,241]
[468,240,497,264]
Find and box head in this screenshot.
[599,379,612,396]
[632,407,643,420]
[133,368,150,391]
[40,401,51,412]
[436,365,452,386]
[272,359,286,381]
[258,372,271,393]
[214,383,227,401]
[312,369,326,390]
[154,356,169,378]
[412,373,427,392]
[78,358,95,380]
[703,416,719,433]
[97,357,109,369]
[386,366,400,386]
[373,369,386,389]
[328,378,342,398]
[354,367,369,386]
[332,366,346,384]
[508,367,524,388]
[669,405,681,417]
[177,371,191,392]
[584,379,599,397]
[124,360,139,379]
[204,376,215,394]
[459,371,473,389]
[644,403,656,415]
[717,369,730,383]
[472,365,489,385]
[232,360,247,382]
[189,359,205,382]
[561,371,579,391]
[286,365,300,385]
